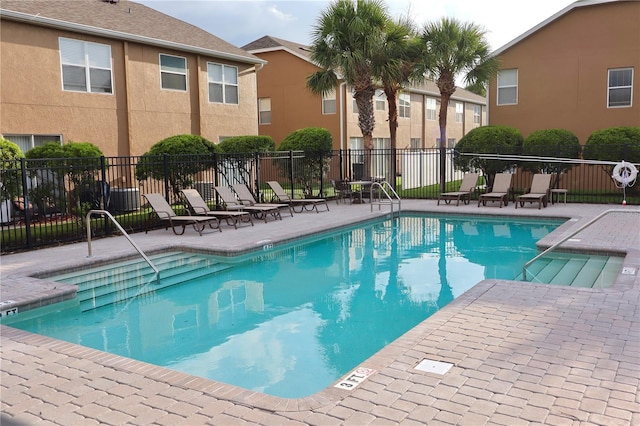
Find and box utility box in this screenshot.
[111,188,140,212]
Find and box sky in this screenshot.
[138,0,577,51]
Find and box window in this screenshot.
[258,98,271,124]
[447,138,456,148]
[160,54,187,91]
[455,102,463,123]
[3,134,62,153]
[473,105,482,124]
[497,69,518,105]
[426,97,437,120]
[410,138,421,149]
[208,63,238,104]
[352,98,359,114]
[375,89,386,111]
[59,37,112,93]
[399,93,410,118]
[608,67,633,108]
[322,90,336,114]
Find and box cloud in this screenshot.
[268,4,296,22]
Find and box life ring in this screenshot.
[612,161,638,185]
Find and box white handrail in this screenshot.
[522,208,638,281]
[85,209,159,274]
[370,181,401,215]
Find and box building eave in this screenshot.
[0,9,266,65]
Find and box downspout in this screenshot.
[339,81,347,150]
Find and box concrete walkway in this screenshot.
[1,200,639,425]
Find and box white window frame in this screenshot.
[497,69,518,105]
[208,62,239,104]
[608,67,633,108]
[426,97,437,121]
[410,138,421,149]
[399,93,410,118]
[473,105,482,124]
[159,54,187,91]
[258,98,271,124]
[455,102,464,123]
[59,37,113,94]
[322,90,336,114]
[375,89,386,111]
[2,134,62,154]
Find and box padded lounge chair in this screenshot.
[515,174,552,209]
[478,173,512,208]
[266,181,329,213]
[180,189,254,229]
[232,183,293,217]
[214,186,282,223]
[143,193,220,236]
[437,173,479,206]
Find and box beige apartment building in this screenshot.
[488,0,639,144]
[243,36,487,152]
[0,0,265,157]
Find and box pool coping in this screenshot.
[1,201,639,424]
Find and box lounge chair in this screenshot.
[478,173,512,208]
[515,174,552,209]
[266,181,329,213]
[437,173,479,206]
[142,193,220,236]
[214,186,282,223]
[180,189,254,229]
[232,183,293,217]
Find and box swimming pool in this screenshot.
[3,214,562,398]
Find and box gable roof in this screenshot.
[491,0,628,56]
[0,0,264,65]
[244,35,486,105]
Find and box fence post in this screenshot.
[254,151,261,201]
[319,151,324,197]
[100,156,109,236]
[20,158,33,249]
[163,154,170,201]
[289,150,294,195]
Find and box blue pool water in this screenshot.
[4,214,562,398]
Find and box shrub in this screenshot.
[0,138,25,203]
[218,135,275,153]
[454,125,523,187]
[136,134,219,199]
[277,128,333,197]
[522,129,581,187]
[583,127,640,164]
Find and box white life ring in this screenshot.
[612,161,638,185]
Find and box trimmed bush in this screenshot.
[522,129,581,180]
[218,135,275,153]
[454,125,523,187]
[0,138,25,203]
[583,127,640,163]
[136,134,219,199]
[277,128,333,197]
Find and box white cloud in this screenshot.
[268,4,296,22]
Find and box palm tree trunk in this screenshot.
[439,94,451,193]
[384,87,399,185]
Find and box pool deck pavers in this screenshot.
[1,200,639,425]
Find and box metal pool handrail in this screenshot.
[522,208,638,281]
[370,181,401,215]
[85,209,159,274]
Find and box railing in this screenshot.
[85,209,159,274]
[370,181,401,215]
[522,208,638,281]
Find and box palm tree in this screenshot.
[307,0,390,177]
[419,17,499,192]
[374,16,422,181]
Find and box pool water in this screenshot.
[4,214,562,398]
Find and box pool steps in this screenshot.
[518,253,622,288]
[51,252,232,311]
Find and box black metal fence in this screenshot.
[1,149,637,253]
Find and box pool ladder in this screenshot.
[370,181,401,215]
[522,208,638,281]
[85,209,159,274]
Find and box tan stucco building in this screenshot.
[488,0,639,143]
[0,0,265,157]
[243,36,487,152]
